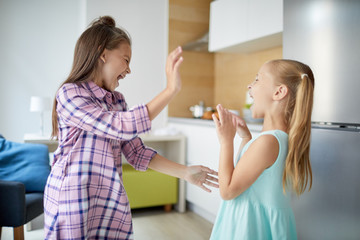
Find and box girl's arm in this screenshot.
[148,154,219,192]
[146,46,183,121]
[121,137,157,171]
[232,114,252,160]
[56,84,152,141]
[213,104,279,200]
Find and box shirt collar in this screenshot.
[81,81,110,99]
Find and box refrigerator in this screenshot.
[283,0,360,239]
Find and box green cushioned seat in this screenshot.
[123,164,178,209]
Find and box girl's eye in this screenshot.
[122,57,129,64]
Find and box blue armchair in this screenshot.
[0,135,50,240]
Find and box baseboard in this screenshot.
[187,201,216,224]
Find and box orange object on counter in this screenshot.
[202,111,219,120]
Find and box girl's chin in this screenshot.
[110,82,119,91]
[251,110,262,119]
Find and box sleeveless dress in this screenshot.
[210,130,297,240]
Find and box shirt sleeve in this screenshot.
[56,84,151,140]
[122,137,157,171]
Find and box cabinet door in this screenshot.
[209,0,248,52]
[184,125,223,219]
[247,0,283,40]
[209,0,283,53]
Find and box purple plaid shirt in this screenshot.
[44,81,157,239]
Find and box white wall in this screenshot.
[0,0,83,142]
[86,0,169,130]
[0,0,168,142]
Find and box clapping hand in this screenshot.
[213,104,251,142]
[232,112,252,140]
[212,104,237,145]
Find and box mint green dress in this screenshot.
[210,130,297,240]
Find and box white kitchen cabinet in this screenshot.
[209,0,283,53]
[168,118,262,223]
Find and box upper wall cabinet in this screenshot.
[209,0,283,53]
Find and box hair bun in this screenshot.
[92,16,116,27]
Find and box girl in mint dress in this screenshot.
[211,59,315,239]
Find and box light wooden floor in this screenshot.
[1,207,213,240]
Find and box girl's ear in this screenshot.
[273,84,288,101]
[100,53,106,63]
[99,49,107,63]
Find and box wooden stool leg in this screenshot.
[13,225,24,240]
[164,204,172,212]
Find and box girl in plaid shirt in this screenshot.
[44,16,218,239]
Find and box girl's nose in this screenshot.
[248,80,255,89]
[127,67,131,74]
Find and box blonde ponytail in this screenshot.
[269,60,314,195]
[284,73,314,195]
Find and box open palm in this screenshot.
[184,165,219,192]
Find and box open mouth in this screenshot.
[248,92,253,99]
[117,73,126,81]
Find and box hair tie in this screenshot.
[301,73,308,79]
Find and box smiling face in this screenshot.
[247,62,277,119]
[98,42,132,92]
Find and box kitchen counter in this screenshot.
[168,117,263,132]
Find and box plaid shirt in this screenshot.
[44,81,157,239]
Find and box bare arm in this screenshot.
[234,112,252,146]
[146,46,183,121]
[220,136,279,200]
[233,114,252,160]
[213,104,278,200]
[148,154,219,192]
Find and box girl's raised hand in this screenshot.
[166,46,183,94]
[146,47,183,121]
[212,104,237,145]
[232,114,252,140]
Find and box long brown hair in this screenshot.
[51,16,131,139]
[269,59,315,195]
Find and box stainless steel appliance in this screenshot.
[283,1,360,239]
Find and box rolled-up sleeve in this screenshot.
[56,84,151,140]
[121,137,157,171]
